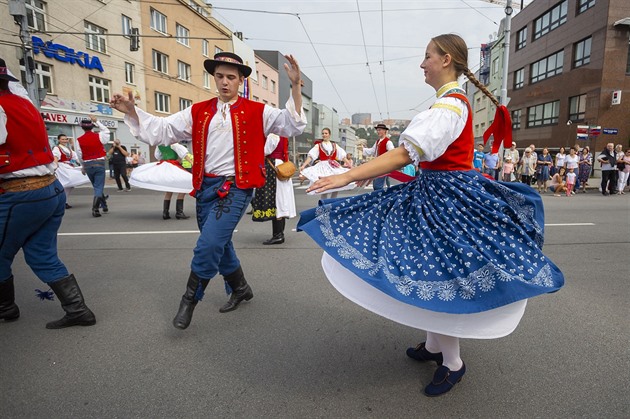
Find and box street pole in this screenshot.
[498,0,513,162]
[8,0,40,109]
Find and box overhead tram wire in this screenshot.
[356,0,382,121]
[380,0,390,120]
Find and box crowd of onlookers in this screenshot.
[473,142,630,196]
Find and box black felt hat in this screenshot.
[203,52,252,78]
[374,123,389,130]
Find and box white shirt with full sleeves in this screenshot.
[362,137,395,157]
[306,141,347,161]
[126,97,306,177]
[399,95,468,164]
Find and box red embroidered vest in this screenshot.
[376,137,390,156]
[268,137,289,161]
[190,97,266,190]
[420,93,473,171]
[0,92,53,174]
[55,145,71,163]
[318,143,337,161]
[77,131,106,161]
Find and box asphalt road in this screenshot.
[1,181,629,418]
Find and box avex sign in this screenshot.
[31,36,104,72]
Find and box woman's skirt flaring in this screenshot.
[298,170,565,339]
[301,160,356,195]
[130,161,192,194]
[55,163,90,188]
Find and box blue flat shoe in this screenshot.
[424,363,466,397]
[406,342,443,365]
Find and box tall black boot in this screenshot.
[263,218,285,245]
[0,276,20,322]
[92,197,101,217]
[45,274,96,329]
[100,194,109,213]
[163,200,171,220]
[173,271,210,329]
[219,266,253,313]
[175,199,190,219]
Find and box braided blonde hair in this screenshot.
[432,34,500,107]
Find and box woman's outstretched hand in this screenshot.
[306,173,354,193]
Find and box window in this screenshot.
[155,92,170,113]
[516,28,527,50]
[89,75,110,103]
[578,0,596,14]
[125,62,135,84]
[511,109,521,129]
[252,95,259,102]
[574,37,591,68]
[150,8,167,34]
[271,80,276,93]
[203,70,211,89]
[20,61,53,94]
[533,1,567,40]
[514,68,524,89]
[202,40,209,57]
[215,46,223,55]
[530,50,563,84]
[26,0,46,31]
[179,98,192,111]
[263,99,268,105]
[177,61,191,82]
[176,24,190,47]
[527,100,559,127]
[569,94,587,121]
[84,21,107,53]
[152,50,168,74]
[262,75,268,89]
[121,14,132,37]
[492,57,499,75]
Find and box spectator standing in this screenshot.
[616,148,630,195]
[564,147,580,194]
[473,143,484,171]
[483,151,500,180]
[501,155,514,182]
[519,147,536,185]
[536,148,553,193]
[565,168,576,197]
[553,147,566,176]
[504,142,519,181]
[577,146,592,193]
[107,139,131,192]
[597,143,617,196]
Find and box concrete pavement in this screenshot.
[1,183,628,418]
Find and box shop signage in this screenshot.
[31,36,104,73]
[41,110,118,129]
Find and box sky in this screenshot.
[209,0,525,122]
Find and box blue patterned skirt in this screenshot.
[298,170,564,315]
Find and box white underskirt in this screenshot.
[273,158,296,218]
[322,252,527,339]
[300,161,356,195]
[55,163,90,188]
[130,162,192,194]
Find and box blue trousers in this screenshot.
[372,176,390,190]
[191,176,253,280]
[0,180,69,284]
[83,159,106,198]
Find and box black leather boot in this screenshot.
[163,199,171,220]
[173,271,210,329]
[219,266,253,313]
[0,276,20,322]
[45,274,96,329]
[175,199,190,219]
[263,218,285,245]
[92,197,101,217]
[100,194,109,213]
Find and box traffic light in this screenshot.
[130,28,140,52]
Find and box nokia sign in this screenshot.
[31,36,104,72]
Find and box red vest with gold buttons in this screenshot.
[420,93,474,171]
[317,143,337,161]
[0,91,54,174]
[190,97,266,191]
[77,131,106,161]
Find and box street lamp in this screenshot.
[566,120,572,147]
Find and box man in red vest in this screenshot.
[110,52,306,329]
[76,115,110,217]
[0,57,96,329]
[361,123,394,190]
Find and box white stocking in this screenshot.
[427,331,463,371]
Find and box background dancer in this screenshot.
[52,133,89,208]
[76,115,110,217]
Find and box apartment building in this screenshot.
[0,0,147,154]
[249,55,279,108]
[508,0,630,151]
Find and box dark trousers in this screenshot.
[113,162,130,190]
[601,170,616,194]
